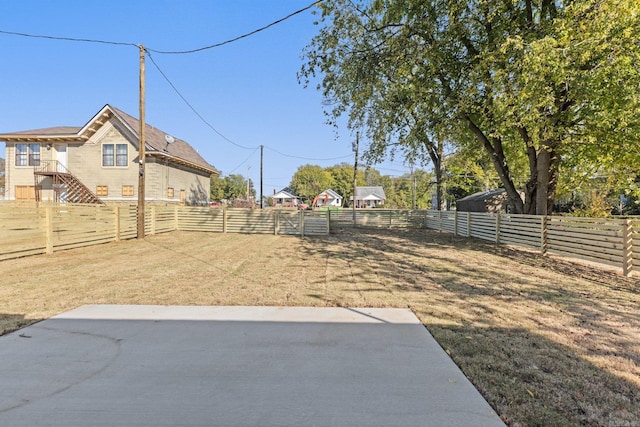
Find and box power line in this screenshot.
[0,1,323,54]
[226,148,260,175]
[264,146,352,162]
[147,51,257,150]
[148,50,355,162]
[146,1,323,55]
[147,52,352,163]
[0,29,138,48]
[1,1,347,164]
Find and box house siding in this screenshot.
[3,118,212,204]
[5,143,54,200]
[75,124,139,201]
[146,158,210,205]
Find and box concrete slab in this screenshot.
[0,305,504,426]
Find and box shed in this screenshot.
[456,189,511,213]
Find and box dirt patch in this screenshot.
[1,228,638,426]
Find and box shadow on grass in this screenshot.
[0,313,40,336]
[429,323,639,427]
[301,227,640,426]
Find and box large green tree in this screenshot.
[210,174,226,201]
[325,162,366,205]
[210,174,255,202]
[301,0,640,214]
[290,164,334,201]
[382,169,435,209]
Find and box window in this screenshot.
[15,144,27,166]
[103,144,128,167]
[15,144,41,167]
[96,185,108,196]
[167,188,174,198]
[28,144,40,166]
[102,144,114,166]
[116,144,128,166]
[122,185,134,197]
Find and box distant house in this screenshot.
[272,188,300,207]
[456,189,511,213]
[314,189,343,207]
[0,104,218,204]
[351,186,386,208]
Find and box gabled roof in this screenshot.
[318,189,342,199]
[457,189,506,202]
[7,126,82,136]
[273,187,299,199]
[354,186,386,200]
[0,104,217,175]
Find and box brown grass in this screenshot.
[1,228,639,426]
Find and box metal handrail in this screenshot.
[34,160,71,174]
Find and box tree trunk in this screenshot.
[535,148,551,215]
[465,116,524,213]
[435,157,446,211]
[522,136,538,215]
[425,138,446,211]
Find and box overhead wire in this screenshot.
[0,1,323,54]
[146,50,257,150]
[147,51,354,162]
[226,147,260,175]
[264,145,352,161]
[0,0,354,165]
[146,1,323,55]
[0,29,138,48]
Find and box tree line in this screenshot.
[210,162,503,209]
[299,0,640,215]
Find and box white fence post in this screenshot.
[495,213,501,244]
[454,211,458,236]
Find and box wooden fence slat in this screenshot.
[1,204,638,276]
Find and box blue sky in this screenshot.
[0,0,413,193]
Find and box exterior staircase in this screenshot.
[34,161,104,204]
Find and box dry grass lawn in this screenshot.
[1,228,639,426]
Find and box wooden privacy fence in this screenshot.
[327,208,428,229]
[336,209,637,277]
[0,205,329,261]
[2,204,638,276]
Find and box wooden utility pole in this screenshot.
[246,165,251,204]
[352,131,359,225]
[137,44,146,239]
[260,145,263,209]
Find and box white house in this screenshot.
[351,186,386,208]
[314,189,343,207]
[272,188,299,207]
